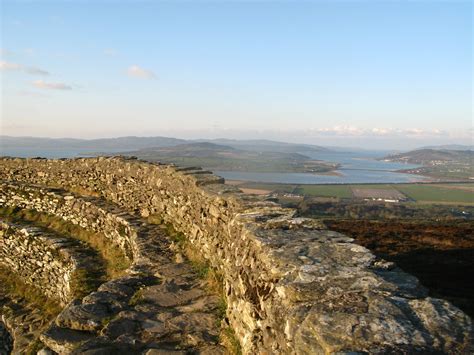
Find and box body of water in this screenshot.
[216,150,428,184]
[1,147,428,184]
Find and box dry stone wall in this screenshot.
[0,220,78,305]
[0,181,176,275]
[0,157,473,354]
[0,182,225,354]
[0,182,138,262]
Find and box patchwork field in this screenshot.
[351,188,406,200]
[396,184,474,204]
[231,181,474,205]
[293,185,353,198]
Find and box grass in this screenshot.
[220,327,242,355]
[0,267,67,355]
[0,267,62,318]
[240,182,474,204]
[395,185,474,204]
[128,289,145,306]
[0,207,130,278]
[350,184,398,189]
[294,185,353,198]
[70,268,103,300]
[239,182,295,193]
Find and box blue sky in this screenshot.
[1,0,472,149]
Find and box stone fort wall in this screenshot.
[0,220,78,305]
[0,157,472,354]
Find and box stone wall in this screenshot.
[0,182,139,263]
[0,182,172,274]
[0,157,472,354]
[0,220,77,305]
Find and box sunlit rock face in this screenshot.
[0,156,472,354]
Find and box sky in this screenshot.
[0,0,472,149]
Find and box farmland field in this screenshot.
[351,188,406,200]
[233,181,474,205]
[396,184,474,204]
[293,185,353,198]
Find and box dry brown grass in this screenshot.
[0,267,61,318]
[0,207,130,278]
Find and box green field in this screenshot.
[396,184,474,204]
[293,185,353,198]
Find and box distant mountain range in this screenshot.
[108,142,337,173]
[0,135,328,158]
[420,144,473,151]
[0,136,187,152]
[196,139,329,153]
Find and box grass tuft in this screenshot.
[0,207,130,278]
[220,326,242,355]
[0,267,61,318]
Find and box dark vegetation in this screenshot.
[325,220,474,318]
[294,199,473,220]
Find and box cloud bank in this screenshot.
[127,65,156,79]
[307,126,448,138]
[0,60,50,76]
[32,80,72,90]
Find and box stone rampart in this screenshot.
[0,157,472,354]
[0,182,173,275]
[0,220,78,305]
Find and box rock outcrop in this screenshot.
[0,156,473,354]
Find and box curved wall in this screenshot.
[0,220,78,305]
[0,157,472,354]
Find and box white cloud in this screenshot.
[127,65,156,79]
[0,60,22,71]
[25,66,50,75]
[32,80,72,90]
[311,125,364,136]
[308,126,447,138]
[0,60,49,75]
